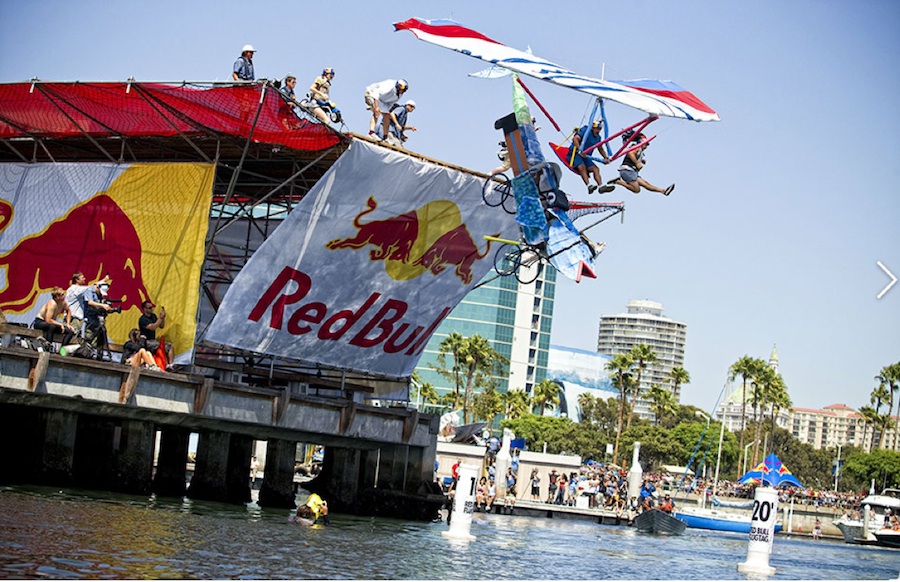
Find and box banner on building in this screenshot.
[204,140,519,377]
[0,162,214,360]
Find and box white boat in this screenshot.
[832,487,900,544]
[872,527,900,548]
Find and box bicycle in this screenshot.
[488,235,547,285]
[298,94,343,124]
[481,162,568,216]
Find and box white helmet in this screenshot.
[242,44,256,53]
[405,100,416,108]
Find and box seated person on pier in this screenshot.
[122,328,161,370]
[32,286,76,348]
[139,300,174,369]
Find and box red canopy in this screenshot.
[0,81,341,152]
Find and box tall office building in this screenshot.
[414,263,556,404]
[596,300,687,417]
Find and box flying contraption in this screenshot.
[393,17,720,123]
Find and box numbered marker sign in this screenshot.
[747,487,778,552]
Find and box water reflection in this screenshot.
[0,486,897,580]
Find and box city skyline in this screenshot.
[1,1,897,413]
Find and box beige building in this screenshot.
[596,300,687,418]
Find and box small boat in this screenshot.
[634,509,687,535]
[872,528,900,549]
[832,488,900,544]
[673,506,783,534]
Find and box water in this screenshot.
[0,486,897,580]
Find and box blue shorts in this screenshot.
[568,149,595,169]
[618,166,639,184]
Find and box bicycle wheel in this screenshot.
[500,186,518,215]
[514,250,542,285]
[493,243,521,277]
[482,174,511,208]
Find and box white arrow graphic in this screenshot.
[877,261,897,299]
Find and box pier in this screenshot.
[0,346,443,519]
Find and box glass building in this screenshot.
[414,263,557,404]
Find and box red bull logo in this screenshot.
[249,266,451,355]
[326,196,498,285]
[0,195,150,313]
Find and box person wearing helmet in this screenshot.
[364,78,409,139]
[568,119,614,195]
[376,100,417,147]
[233,44,256,81]
[308,68,335,124]
[612,132,675,196]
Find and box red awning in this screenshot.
[0,81,341,152]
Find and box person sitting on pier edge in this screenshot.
[476,476,488,511]
[122,328,160,370]
[32,286,76,349]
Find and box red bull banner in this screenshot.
[204,140,520,377]
[0,162,214,361]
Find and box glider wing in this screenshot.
[394,17,720,122]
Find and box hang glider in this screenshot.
[394,17,719,122]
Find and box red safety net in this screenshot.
[0,81,342,152]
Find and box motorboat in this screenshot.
[634,508,687,535]
[674,505,783,534]
[832,488,900,544]
[872,527,900,549]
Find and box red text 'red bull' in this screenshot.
[249,266,451,356]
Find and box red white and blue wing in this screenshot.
[394,17,720,122]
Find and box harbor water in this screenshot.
[0,486,898,580]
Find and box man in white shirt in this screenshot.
[364,79,408,139]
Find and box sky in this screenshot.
[2,0,898,413]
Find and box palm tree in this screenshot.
[473,386,503,428]
[578,392,598,424]
[767,374,791,452]
[857,405,878,452]
[668,366,690,400]
[870,380,891,449]
[749,364,776,465]
[435,332,465,407]
[532,379,562,416]
[646,384,677,426]
[436,333,507,423]
[606,352,634,465]
[626,344,657,432]
[729,355,762,478]
[876,363,900,450]
[502,389,531,419]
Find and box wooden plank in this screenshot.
[119,366,141,404]
[27,351,51,392]
[402,409,419,444]
[194,377,214,414]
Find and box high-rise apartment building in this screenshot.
[596,300,687,417]
[414,263,556,403]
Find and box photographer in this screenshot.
[83,281,114,355]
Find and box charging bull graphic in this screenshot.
[326,196,498,285]
[0,195,150,313]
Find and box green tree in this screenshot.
[876,363,900,450]
[606,352,634,465]
[729,355,765,477]
[843,448,900,493]
[532,379,562,416]
[502,389,532,420]
[410,372,440,413]
[857,405,878,453]
[626,344,657,432]
[668,366,690,400]
[436,334,507,423]
[870,380,892,450]
[472,386,503,428]
[646,384,677,427]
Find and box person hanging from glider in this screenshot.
[569,120,616,195]
[611,130,675,196]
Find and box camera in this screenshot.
[103,298,123,314]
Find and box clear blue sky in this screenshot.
[2,0,898,412]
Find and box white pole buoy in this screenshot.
[494,428,513,498]
[442,463,478,541]
[626,441,643,506]
[863,503,871,540]
[738,486,778,576]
